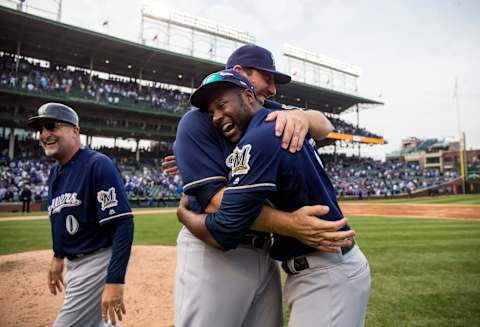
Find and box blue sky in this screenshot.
[10,0,479,159]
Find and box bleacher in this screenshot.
[0,54,192,115]
[1,53,384,141]
[321,154,459,198]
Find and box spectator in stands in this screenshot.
[21,184,32,213]
[0,54,192,114]
[1,53,383,140]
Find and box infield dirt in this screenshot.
[0,246,176,327]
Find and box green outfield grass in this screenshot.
[0,213,182,255]
[343,194,480,205]
[0,214,479,326]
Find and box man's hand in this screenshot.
[162,155,179,175]
[265,109,309,153]
[287,205,356,253]
[101,283,126,326]
[47,256,64,295]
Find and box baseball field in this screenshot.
[0,194,479,326]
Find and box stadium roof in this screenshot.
[0,5,383,113]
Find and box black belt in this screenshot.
[281,239,356,275]
[239,233,272,249]
[66,247,108,261]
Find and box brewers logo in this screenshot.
[48,192,82,215]
[226,144,252,177]
[97,187,118,211]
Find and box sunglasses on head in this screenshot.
[34,121,72,132]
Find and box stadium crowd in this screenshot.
[1,136,462,206]
[329,116,383,139]
[0,53,383,139]
[322,154,459,197]
[0,139,183,205]
[0,54,191,114]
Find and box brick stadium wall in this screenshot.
[0,201,43,213]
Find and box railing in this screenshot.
[0,84,190,117]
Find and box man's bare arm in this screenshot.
[177,197,221,248]
[265,109,334,153]
[304,110,334,140]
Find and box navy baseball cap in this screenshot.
[226,44,291,84]
[27,102,79,129]
[190,69,256,111]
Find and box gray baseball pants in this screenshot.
[174,227,282,327]
[53,248,116,327]
[285,245,371,327]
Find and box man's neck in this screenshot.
[57,145,81,167]
[251,102,264,114]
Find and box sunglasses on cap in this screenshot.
[33,121,73,132]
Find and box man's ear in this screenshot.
[232,65,248,77]
[243,89,256,105]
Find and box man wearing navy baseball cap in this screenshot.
[190,69,256,109]
[172,46,343,327]
[180,68,370,327]
[226,44,291,84]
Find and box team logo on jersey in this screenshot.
[226,144,252,176]
[65,215,79,235]
[97,187,118,211]
[48,193,82,215]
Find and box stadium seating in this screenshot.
[0,54,192,114]
[0,53,383,140]
[0,139,182,205]
[1,138,461,205]
[328,117,383,139]
[321,154,459,197]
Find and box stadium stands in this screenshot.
[0,138,183,205]
[0,53,383,140]
[0,54,192,114]
[328,116,383,139]
[1,137,461,205]
[321,154,459,197]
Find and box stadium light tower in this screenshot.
[283,44,361,95]
[54,0,62,21]
[8,0,62,21]
[454,78,467,194]
[140,6,255,63]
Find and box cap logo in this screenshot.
[202,73,223,86]
[270,53,276,68]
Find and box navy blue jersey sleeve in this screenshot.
[205,120,288,249]
[173,109,230,208]
[92,155,133,225]
[106,217,134,284]
[205,191,266,250]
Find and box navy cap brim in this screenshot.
[258,68,291,84]
[190,81,234,111]
[27,116,74,129]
